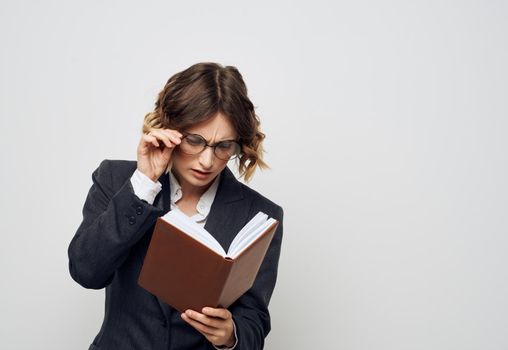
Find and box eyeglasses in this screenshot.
[179,132,242,161]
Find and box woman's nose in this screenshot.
[198,146,214,169]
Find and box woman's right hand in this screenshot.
[136,128,183,182]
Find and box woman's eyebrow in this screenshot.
[210,137,237,145]
[216,136,237,142]
[190,133,237,143]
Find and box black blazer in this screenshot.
[68,159,284,350]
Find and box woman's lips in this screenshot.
[191,169,212,179]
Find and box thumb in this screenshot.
[161,144,175,159]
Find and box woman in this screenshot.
[68,62,284,350]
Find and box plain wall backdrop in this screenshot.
[1,1,507,349]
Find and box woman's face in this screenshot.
[171,112,238,192]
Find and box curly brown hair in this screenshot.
[142,62,268,182]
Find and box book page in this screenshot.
[227,212,266,253]
[161,209,275,259]
[227,213,276,258]
[161,209,226,256]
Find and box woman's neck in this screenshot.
[172,170,212,200]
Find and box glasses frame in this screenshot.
[179,132,242,161]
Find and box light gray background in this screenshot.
[1,1,507,349]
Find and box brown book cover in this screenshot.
[138,214,279,313]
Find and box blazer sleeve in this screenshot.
[229,205,284,350]
[68,159,163,289]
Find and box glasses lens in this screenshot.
[180,134,205,154]
[214,141,241,160]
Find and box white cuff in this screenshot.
[213,319,238,349]
[130,169,162,205]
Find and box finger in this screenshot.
[184,310,222,328]
[160,129,181,146]
[181,313,217,335]
[166,128,183,138]
[161,144,174,156]
[148,130,175,149]
[202,307,231,320]
[149,129,182,147]
[142,134,160,147]
[171,134,182,145]
[166,134,181,145]
[163,129,183,144]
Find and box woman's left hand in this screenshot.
[181,307,236,347]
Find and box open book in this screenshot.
[138,209,279,313]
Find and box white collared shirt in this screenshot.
[129,168,238,349]
[168,170,220,225]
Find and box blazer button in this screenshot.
[128,215,136,225]
[136,206,143,215]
